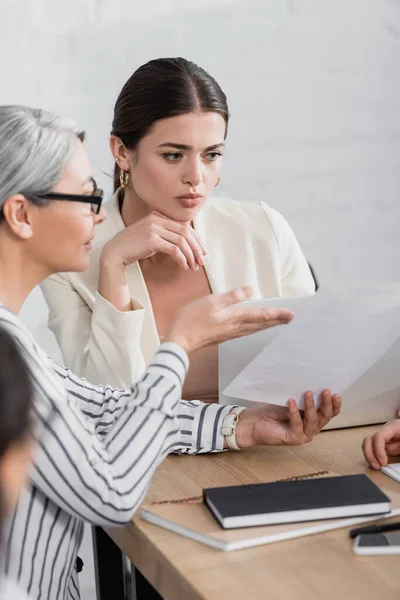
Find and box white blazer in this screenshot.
[41,194,315,387]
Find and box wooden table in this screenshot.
[107,426,400,600]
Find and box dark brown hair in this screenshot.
[0,327,33,539]
[111,57,229,191]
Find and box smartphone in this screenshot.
[353,532,400,555]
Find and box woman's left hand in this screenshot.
[235,390,342,449]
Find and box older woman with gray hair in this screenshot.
[0,104,341,599]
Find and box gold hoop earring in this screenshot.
[215,177,220,187]
[120,169,129,188]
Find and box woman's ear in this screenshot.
[110,136,132,172]
[1,195,33,240]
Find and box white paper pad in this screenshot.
[223,289,400,409]
[382,464,400,485]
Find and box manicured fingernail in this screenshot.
[235,289,248,301]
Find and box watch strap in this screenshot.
[221,406,246,450]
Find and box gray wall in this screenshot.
[1,3,399,596]
[1,0,400,355]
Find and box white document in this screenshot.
[223,288,400,409]
[382,464,400,485]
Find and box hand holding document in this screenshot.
[223,288,400,410]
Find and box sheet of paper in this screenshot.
[223,289,400,409]
[382,464,400,484]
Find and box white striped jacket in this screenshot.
[0,305,233,600]
[0,577,32,600]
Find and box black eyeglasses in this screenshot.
[29,179,104,214]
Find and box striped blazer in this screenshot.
[0,305,233,600]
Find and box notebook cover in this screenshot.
[203,474,390,522]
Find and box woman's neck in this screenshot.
[0,234,49,314]
[119,186,152,228]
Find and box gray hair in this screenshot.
[0,105,85,215]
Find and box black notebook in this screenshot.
[203,474,391,529]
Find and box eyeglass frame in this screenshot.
[28,179,104,214]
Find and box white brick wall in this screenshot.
[1,0,400,347]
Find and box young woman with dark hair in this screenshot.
[42,57,316,401]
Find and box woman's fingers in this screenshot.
[157,239,190,270]
[362,435,380,469]
[232,306,294,329]
[316,389,341,428]
[155,211,208,255]
[175,225,206,268]
[233,317,294,337]
[164,288,294,355]
[371,432,390,468]
[386,441,400,455]
[184,226,207,259]
[210,290,294,337]
[159,229,200,270]
[109,210,207,268]
[216,287,254,306]
[157,216,206,268]
[370,422,400,466]
[302,392,318,440]
[332,394,342,417]
[363,426,397,468]
[261,307,294,324]
[316,389,333,425]
[362,421,400,469]
[287,398,305,442]
[300,390,341,435]
[286,390,339,446]
[229,314,294,339]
